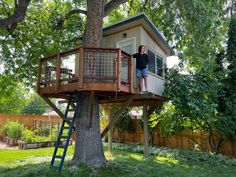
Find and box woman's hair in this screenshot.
[138,45,145,53]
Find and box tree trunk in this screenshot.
[71,0,106,168]
[72,94,106,167]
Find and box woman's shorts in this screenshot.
[136,68,148,78]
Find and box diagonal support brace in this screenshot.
[101,96,133,138]
[41,95,72,126]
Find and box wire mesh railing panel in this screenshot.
[38,47,134,93]
[83,48,117,83]
[40,57,57,87]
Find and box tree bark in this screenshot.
[72,94,106,167]
[71,0,106,168]
[0,0,31,28]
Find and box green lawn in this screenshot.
[0,144,236,177]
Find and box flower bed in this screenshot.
[1,121,72,149]
[3,137,19,146]
[18,139,73,149]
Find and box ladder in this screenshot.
[50,93,81,172]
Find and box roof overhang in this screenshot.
[103,13,174,56]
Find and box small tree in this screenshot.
[22,93,50,114]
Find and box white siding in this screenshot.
[102,26,168,96]
[140,27,167,96]
[102,26,141,51]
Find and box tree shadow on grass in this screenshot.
[0,155,236,177]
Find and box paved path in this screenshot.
[0,141,19,149]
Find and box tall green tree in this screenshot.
[153,15,236,152]
[0,75,29,113]
[0,0,84,86]
[1,0,129,168]
[216,15,236,140]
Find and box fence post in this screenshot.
[143,105,149,159]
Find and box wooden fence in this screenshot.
[0,114,235,157]
[0,113,62,129]
[0,113,62,138]
[112,119,236,157]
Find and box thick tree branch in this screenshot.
[54,9,87,30]
[104,0,128,17]
[65,9,87,19]
[0,0,31,28]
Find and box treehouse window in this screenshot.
[148,49,164,77]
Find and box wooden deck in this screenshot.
[37,47,166,105]
[37,47,136,97]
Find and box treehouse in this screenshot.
[36,13,172,171]
[37,13,172,101]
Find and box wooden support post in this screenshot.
[116,49,121,91]
[101,96,133,138]
[78,47,84,89]
[129,55,133,93]
[56,54,61,92]
[107,106,112,154]
[37,60,42,93]
[143,104,149,159]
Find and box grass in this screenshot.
[0,144,236,177]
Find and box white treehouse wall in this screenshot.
[140,27,168,96]
[103,26,142,90]
[102,26,141,49]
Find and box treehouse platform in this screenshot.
[37,47,166,106]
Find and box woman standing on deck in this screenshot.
[133,45,149,94]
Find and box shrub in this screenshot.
[110,143,236,167]
[2,121,24,139]
[35,125,51,136]
[21,129,35,143]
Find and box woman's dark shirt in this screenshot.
[133,53,148,70]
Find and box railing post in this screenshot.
[117,49,121,91]
[55,54,61,92]
[78,47,84,89]
[37,60,42,93]
[129,55,133,93]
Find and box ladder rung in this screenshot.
[50,93,80,172]
[57,145,66,149]
[53,155,63,159]
[64,117,74,121]
[60,136,68,139]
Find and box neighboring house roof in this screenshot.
[43,110,58,116]
[103,12,173,55]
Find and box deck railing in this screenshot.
[37,47,135,94]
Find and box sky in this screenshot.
[166,56,179,68]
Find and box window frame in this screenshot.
[147,48,165,78]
